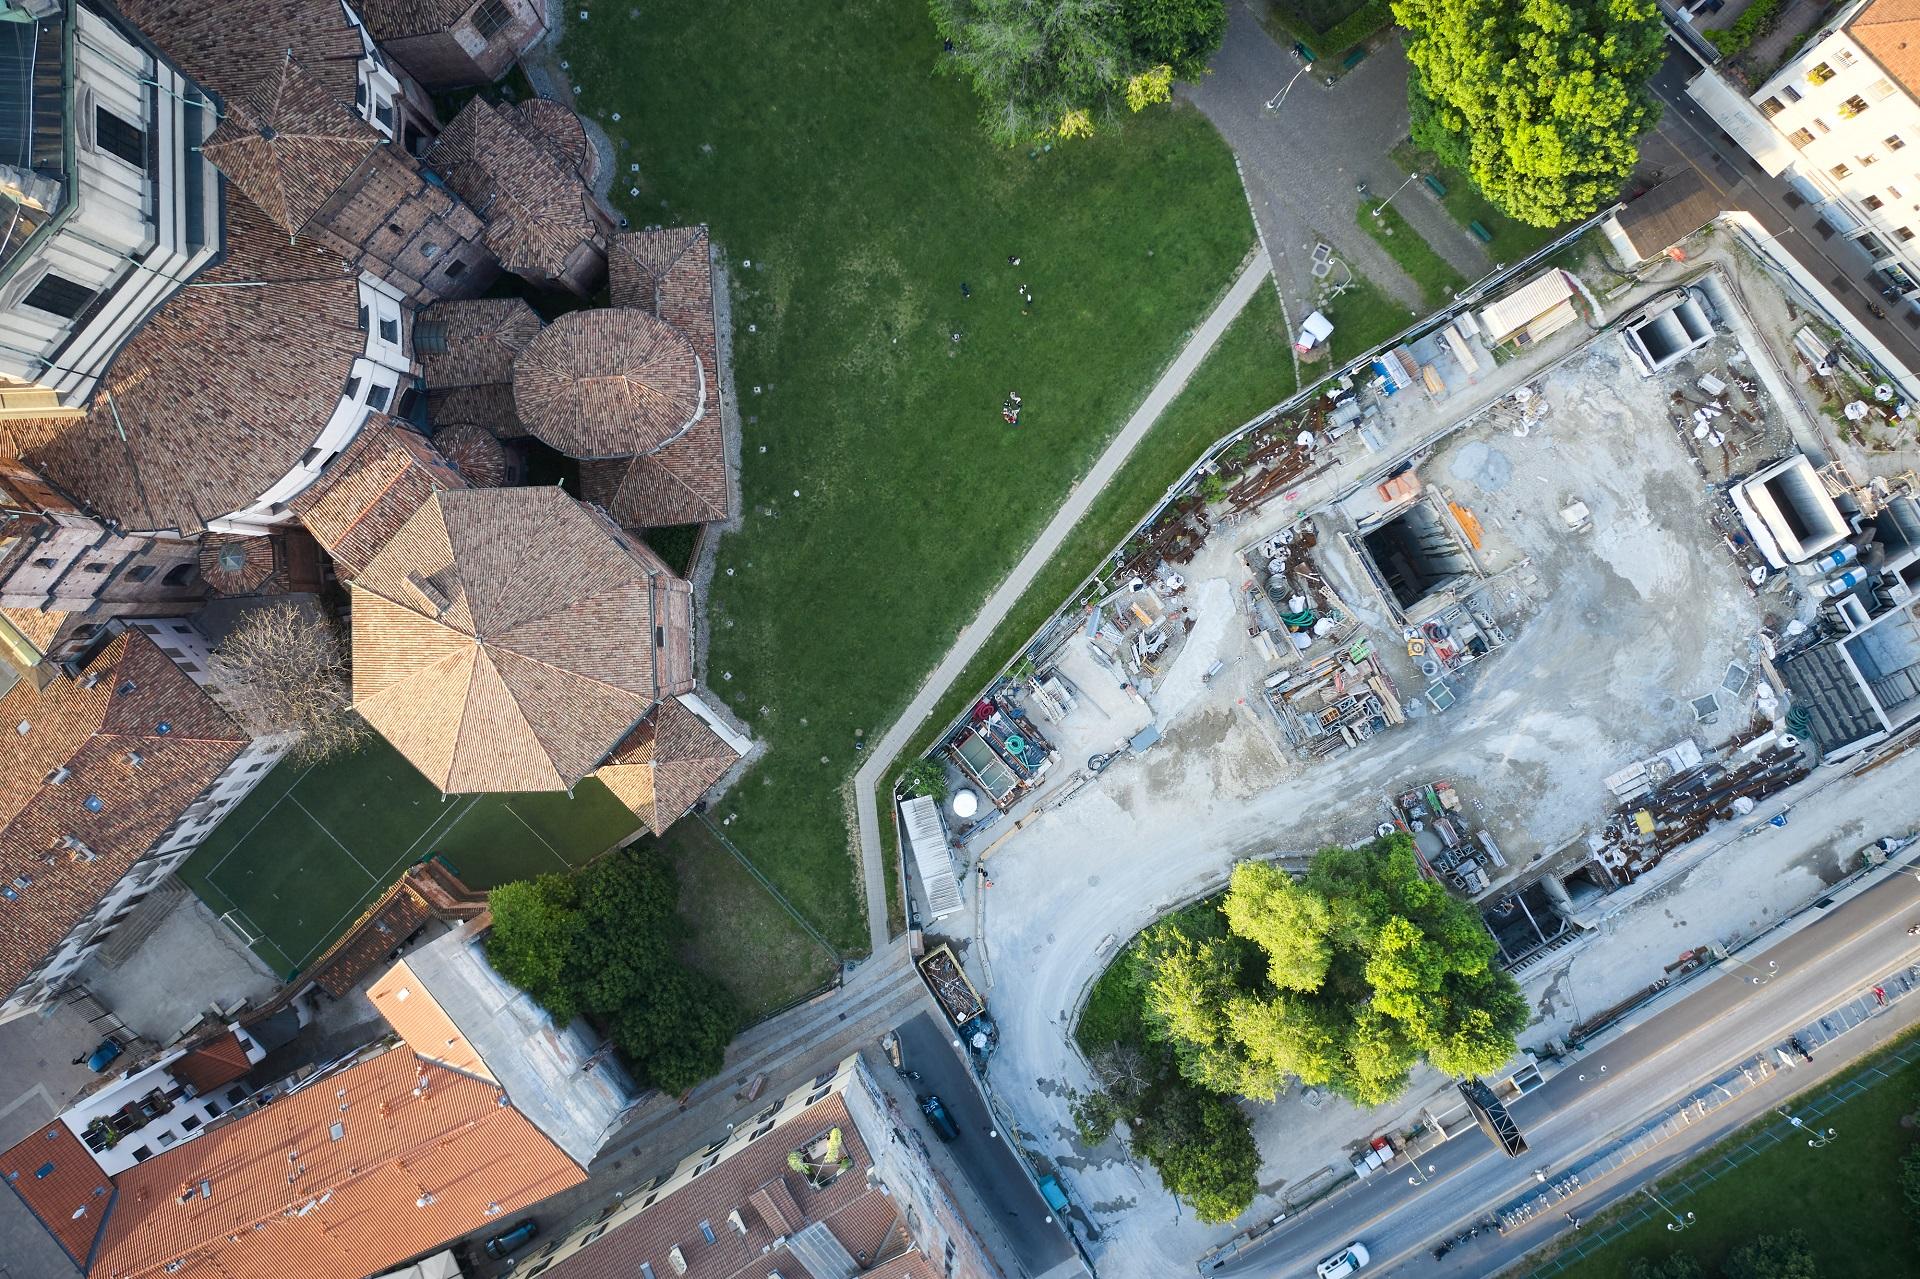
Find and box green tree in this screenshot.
[900,757,948,801]
[1724,1231,1818,1279]
[1134,835,1527,1107]
[1130,1082,1259,1222]
[1394,0,1665,226]
[930,0,1225,145]
[485,873,585,1023]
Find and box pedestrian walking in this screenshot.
[1008,254,1021,265]
[1875,984,1888,1006]
[960,281,970,299]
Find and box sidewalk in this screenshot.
[851,250,1275,952]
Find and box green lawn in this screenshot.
[650,818,840,1023]
[179,737,638,978]
[1534,1040,1920,1279]
[1357,200,1467,311]
[1391,142,1565,263]
[563,2,1257,952]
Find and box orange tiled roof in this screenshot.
[0,631,247,1000]
[512,309,705,461]
[92,1049,585,1279]
[114,0,365,110]
[169,1030,257,1095]
[349,488,695,794]
[594,700,740,836]
[200,53,383,236]
[506,99,597,185]
[291,419,468,581]
[1851,0,1920,98]
[427,99,604,280]
[0,1121,113,1268]
[300,861,484,998]
[418,298,543,390]
[366,959,494,1080]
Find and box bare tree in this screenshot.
[209,603,368,764]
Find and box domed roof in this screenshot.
[511,308,705,460]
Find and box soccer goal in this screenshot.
[218,908,263,947]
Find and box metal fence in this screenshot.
[1524,1023,1920,1276]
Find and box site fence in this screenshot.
[1524,1017,1920,1276]
[897,209,1611,778]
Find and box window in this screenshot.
[181,1115,200,1131]
[1832,162,1852,178]
[1861,152,1881,166]
[357,303,369,331]
[1873,77,1897,101]
[1761,96,1785,117]
[95,108,147,169]
[343,375,362,401]
[690,1154,720,1178]
[1901,226,1917,241]
[161,563,193,586]
[23,273,96,319]
[1812,117,1831,134]
[1838,47,1858,67]
[1807,61,1836,85]
[1782,84,1803,103]
[471,0,513,40]
[698,1221,716,1245]
[82,562,105,573]
[366,383,391,412]
[126,565,155,582]
[581,1226,607,1244]
[1866,194,1886,210]
[1890,135,1908,152]
[31,557,54,569]
[1839,94,1870,119]
[374,101,394,131]
[378,316,398,344]
[443,258,468,279]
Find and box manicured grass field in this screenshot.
[178,737,638,978]
[564,2,1257,951]
[1535,1040,1920,1279]
[1391,142,1566,262]
[651,818,840,1023]
[1357,200,1467,311]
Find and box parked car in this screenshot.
[483,1218,538,1260]
[1316,1242,1370,1279]
[84,1038,123,1073]
[919,1093,960,1142]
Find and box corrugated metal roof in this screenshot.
[1478,270,1575,344]
[900,797,963,921]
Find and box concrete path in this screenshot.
[1184,4,1492,312]
[850,250,1275,953]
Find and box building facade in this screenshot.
[1749,0,1920,298]
[0,0,222,420]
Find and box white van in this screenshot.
[1316,1242,1371,1279]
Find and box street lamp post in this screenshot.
[1407,1160,1437,1186]
[1724,955,1778,984]
[1641,1186,1695,1232]
[1371,172,1421,218]
[1266,61,1314,111]
[1778,1108,1837,1148]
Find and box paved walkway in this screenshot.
[850,250,1275,952]
[1184,4,1492,317]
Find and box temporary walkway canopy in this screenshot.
[901,795,964,921]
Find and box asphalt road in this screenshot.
[1217,850,1920,1277]
[895,1012,1077,1274]
[1645,42,1920,375]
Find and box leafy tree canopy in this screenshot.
[1724,1232,1818,1279]
[1629,1256,1703,1279]
[486,850,739,1093]
[930,0,1224,145]
[1128,1082,1259,1223]
[1137,837,1527,1106]
[1393,0,1665,226]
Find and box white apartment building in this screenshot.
[1750,0,1920,298]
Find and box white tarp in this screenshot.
[900,795,963,920]
[1685,70,1795,178]
[1478,270,1575,344]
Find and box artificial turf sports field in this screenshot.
[178,736,639,978]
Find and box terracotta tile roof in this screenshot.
[114,0,365,110]
[2,605,65,651]
[0,631,247,1002]
[170,1030,257,1096]
[427,99,605,280]
[353,0,488,39]
[3,198,365,536]
[595,228,731,527]
[1851,0,1920,96]
[0,1121,113,1268]
[594,699,740,835]
[513,309,704,460]
[291,420,469,581]
[350,488,695,793]
[198,536,279,596]
[366,959,494,1080]
[300,860,484,998]
[506,99,598,184]
[418,299,544,389]
[427,384,524,438]
[201,53,383,235]
[433,423,512,487]
[92,1049,585,1279]
[546,1093,922,1279]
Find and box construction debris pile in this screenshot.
[1593,734,1809,880]
[943,693,1057,812]
[1247,521,1360,662]
[1264,637,1405,758]
[1389,780,1509,896]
